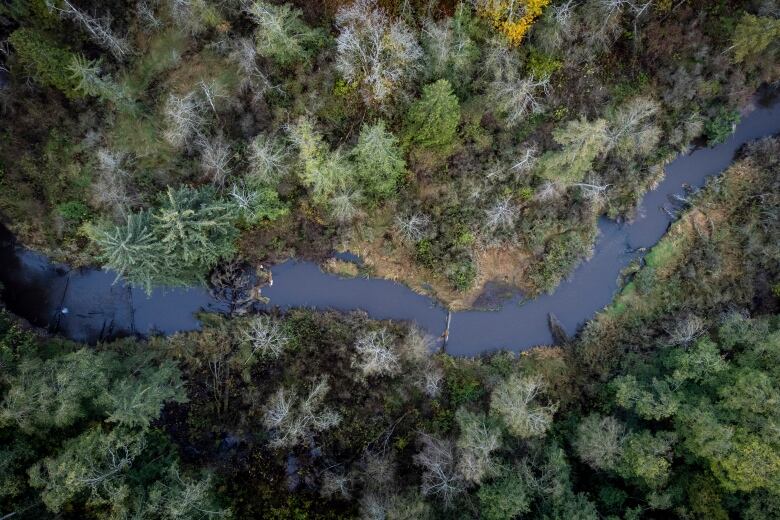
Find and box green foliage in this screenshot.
[478,470,531,520]
[404,79,461,153]
[535,117,608,183]
[152,186,239,281]
[526,47,562,79]
[8,28,80,97]
[705,107,740,145]
[56,200,90,223]
[233,184,288,226]
[290,116,355,204]
[352,121,406,201]
[1,348,113,433]
[447,258,477,291]
[731,14,780,63]
[92,187,239,292]
[246,1,323,66]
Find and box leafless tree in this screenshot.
[320,469,352,499]
[48,0,131,59]
[552,0,578,27]
[606,96,661,158]
[414,434,465,506]
[394,213,431,242]
[455,410,501,484]
[490,374,558,438]
[263,379,341,448]
[535,181,563,202]
[199,79,228,116]
[335,0,422,105]
[198,135,232,188]
[510,146,539,174]
[353,328,400,378]
[247,133,289,183]
[400,326,435,363]
[242,315,289,362]
[163,92,203,148]
[664,314,705,347]
[229,38,275,97]
[485,197,518,232]
[92,148,137,217]
[492,75,550,127]
[136,1,162,32]
[420,361,444,398]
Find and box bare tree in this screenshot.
[199,79,228,116]
[48,0,131,59]
[455,409,501,484]
[198,135,232,188]
[242,315,289,363]
[394,213,431,242]
[490,75,550,127]
[92,148,137,217]
[485,197,518,232]
[664,314,705,347]
[400,326,435,363]
[247,133,289,184]
[320,469,352,499]
[335,0,422,105]
[510,146,539,174]
[263,379,341,448]
[535,181,563,202]
[229,38,275,97]
[353,328,400,378]
[606,96,661,159]
[420,361,444,398]
[163,92,203,148]
[490,374,558,438]
[414,434,465,507]
[487,44,549,126]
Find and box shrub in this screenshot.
[705,107,740,146]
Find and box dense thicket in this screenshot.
[0,0,777,304]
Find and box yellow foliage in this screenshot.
[477,0,551,45]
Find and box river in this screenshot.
[1,92,779,355]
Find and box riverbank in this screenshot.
[1,94,779,353]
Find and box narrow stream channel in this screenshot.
[1,92,779,355]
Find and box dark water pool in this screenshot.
[1,93,779,355]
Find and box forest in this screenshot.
[0,0,779,518]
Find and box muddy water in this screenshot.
[1,93,779,354]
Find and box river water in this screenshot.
[1,93,779,355]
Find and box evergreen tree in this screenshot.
[404,79,461,153]
[352,120,406,200]
[535,117,608,183]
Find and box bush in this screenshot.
[56,201,90,223]
[705,107,740,146]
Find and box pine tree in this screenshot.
[404,79,460,153]
[352,121,406,200]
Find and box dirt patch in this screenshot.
[346,234,535,311]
